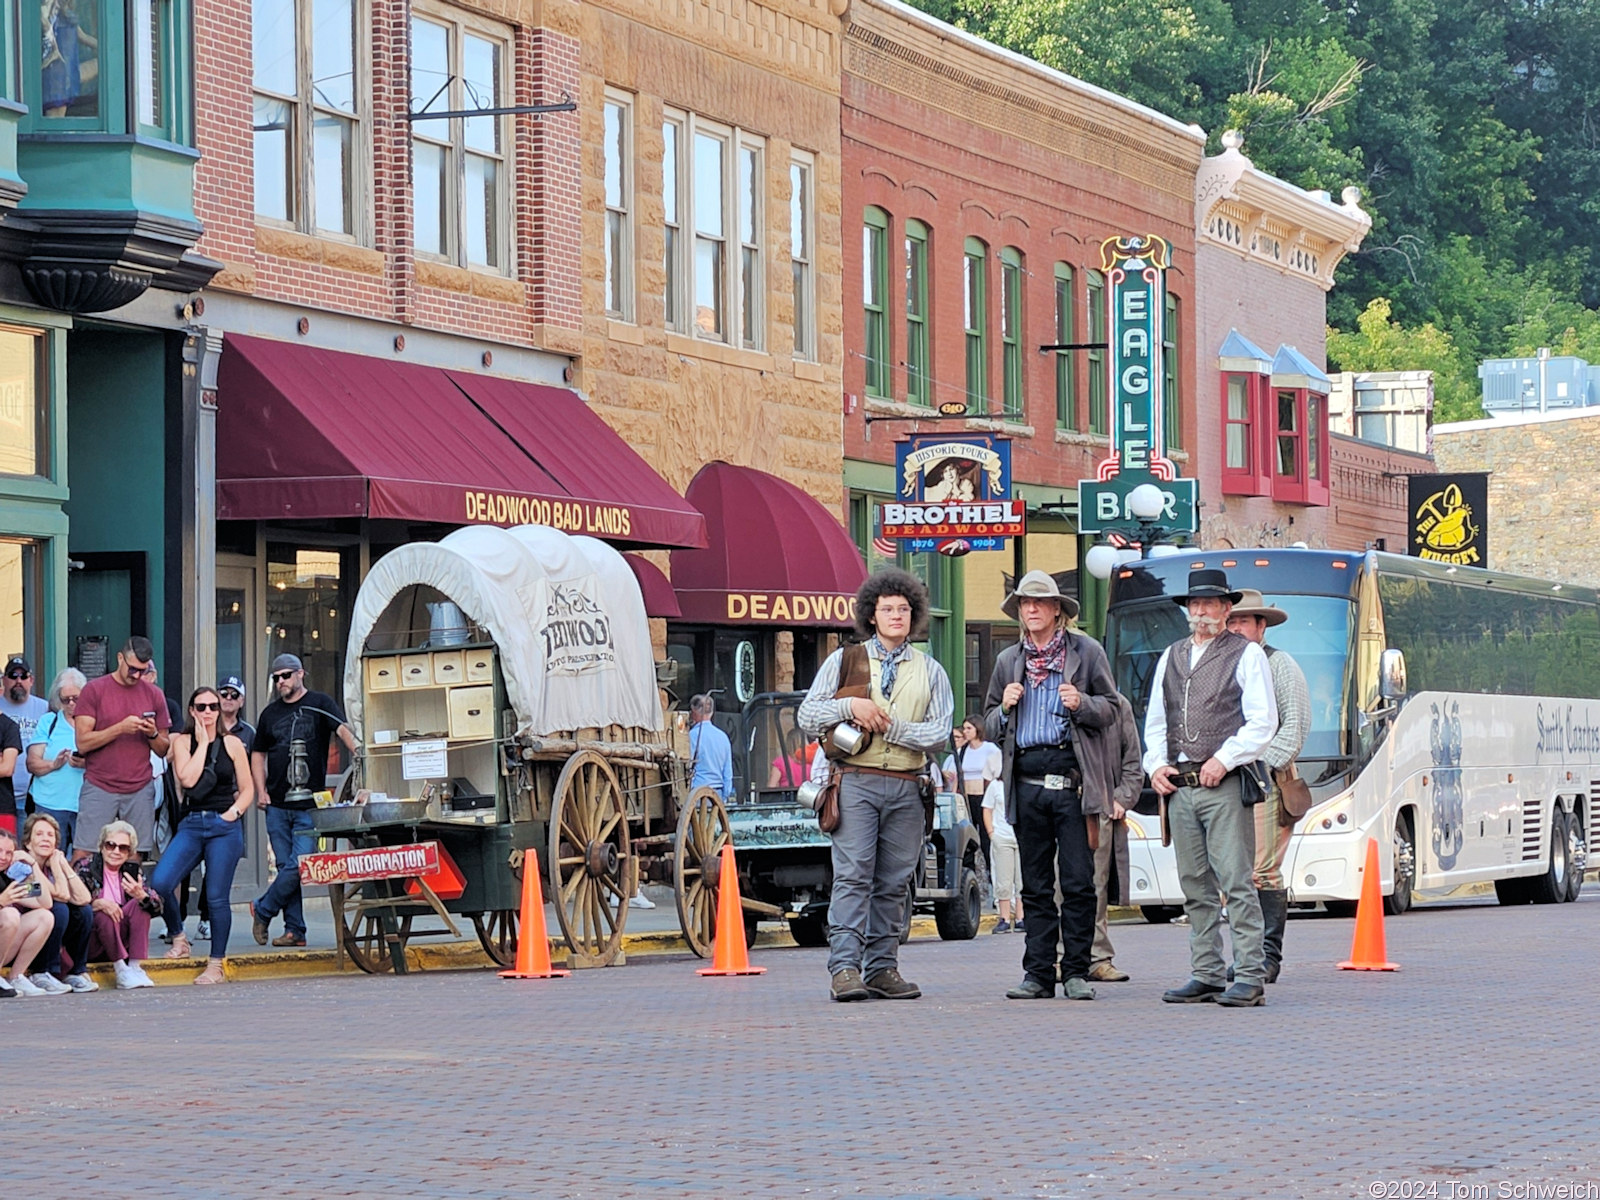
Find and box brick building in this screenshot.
[839,0,1206,709]
[1188,131,1428,553]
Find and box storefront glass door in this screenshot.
[216,560,267,901]
[0,538,42,668]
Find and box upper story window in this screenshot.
[789,152,814,361]
[1164,293,1181,449]
[410,10,509,271]
[1054,263,1076,430]
[0,326,46,480]
[254,0,362,238]
[28,0,191,141]
[1221,373,1259,491]
[663,109,766,348]
[1086,268,1106,435]
[1000,247,1024,419]
[863,206,889,397]
[964,237,988,411]
[904,219,929,406]
[603,91,633,319]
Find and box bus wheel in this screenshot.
[1565,811,1586,903]
[1383,812,1415,916]
[1494,877,1532,905]
[1530,808,1572,905]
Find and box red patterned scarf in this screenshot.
[1023,630,1068,688]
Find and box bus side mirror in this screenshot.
[1379,649,1408,700]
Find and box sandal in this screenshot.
[165,933,192,960]
[192,960,226,986]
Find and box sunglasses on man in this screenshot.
[219,689,241,700]
[271,670,298,683]
[5,670,28,680]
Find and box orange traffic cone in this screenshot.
[1337,836,1400,971]
[696,843,766,977]
[499,850,570,980]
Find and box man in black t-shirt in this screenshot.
[249,654,356,948]
[0,712,21,837]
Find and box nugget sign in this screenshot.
[878,500,1026,540]
[299,841,441,886]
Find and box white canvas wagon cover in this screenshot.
[344,524,662,739]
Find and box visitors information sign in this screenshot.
[1076,235,1198,536]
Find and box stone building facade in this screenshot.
[1433,410,1600,587]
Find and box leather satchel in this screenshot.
[814,766,842,833]
[821,643,874,762]
[1275,762,1314,825]
[1237,760,1270,807]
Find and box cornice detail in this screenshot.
[608,0,842,90]
[1194,130,1370,290]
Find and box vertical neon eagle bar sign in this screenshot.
[1096,234,1176,483]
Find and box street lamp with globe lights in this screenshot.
[1084,481,1189,581]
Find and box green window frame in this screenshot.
[1086,268,1107,435]
[1054,262,1076,430]
[964,236,988,412]
[863,206,890,398]
[0,0,18,103]
[904,219,929,406]
[1164,292,1181,449]
[1000,247,1024,420]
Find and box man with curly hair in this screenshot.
[799,568,953,1002]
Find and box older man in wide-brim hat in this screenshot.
[1142,568,1279,1007]
[983,570,1120,1001]
[1224,588,1310,985]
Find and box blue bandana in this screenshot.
[868,637,912,697]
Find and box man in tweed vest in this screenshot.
[1142,569,1277,1007]
[1226,589,1310,984]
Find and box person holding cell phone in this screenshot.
[0,825,56,998]
[26,669,88,854]
[19,813,96,993]
[76,819,157,989]
[72,636,171,859]
[148,687,254,984]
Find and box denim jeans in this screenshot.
[32,899,92,976]
[256,806,317,938]
[149,811,246,956]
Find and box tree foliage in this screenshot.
[908,0,1600,418]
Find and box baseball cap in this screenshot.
[269,653,303,674]
[218,674,245,693]
[4,655,30,676]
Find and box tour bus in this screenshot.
[1105,548,1598,917]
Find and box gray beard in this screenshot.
[1186,614,1224,638]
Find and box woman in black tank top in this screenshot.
[147,687,257,984]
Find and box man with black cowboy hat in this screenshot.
[1143,568,1277,1007]
[798,568,953,1002]
[1225,588,1310,984]
[983,569,1120,1001]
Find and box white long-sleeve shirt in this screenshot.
[1141,637,1277,777]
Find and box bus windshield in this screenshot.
[1106,595,1354,762]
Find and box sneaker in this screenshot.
[0,977,15,998]
[250,902,269,946]
[272,932,307,948]
[130,963,157,989]
[1088,961,1130,983]
[196,920,212,940]
[993,919,1011,934]
[8,974,50,997]
[113,961,143,990]
[28,973,73,995]
[62,973,100,993]
[628,893,656,910]
[1063,976,1096,1001]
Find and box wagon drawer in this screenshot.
[464,650,495,683]
[366,656,400,692]
[400,657,433,688]
[431,650,465,686]
[448,686,496,740]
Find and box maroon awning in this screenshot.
[623,554,682,618]
[671,462,867,628]
[215,335,707,550]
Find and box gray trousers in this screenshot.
[1169,772,1265,986]
[1091,814,1115,966]
[827,771,923,978]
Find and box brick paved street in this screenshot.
[5,891,1598,1200]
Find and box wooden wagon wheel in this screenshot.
[470,909,518,968]
[549,750,631,967]
[331,881,417,974]
[673,787,732,958]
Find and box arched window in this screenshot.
[1054,263,1076,429]
[964,236,989,411]
[904,219,930,406]
[1000,247,1024,419]
[863,207,890,397]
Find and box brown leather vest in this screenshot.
[1162,630,1249,764]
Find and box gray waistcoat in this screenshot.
[1163,630,1249,764]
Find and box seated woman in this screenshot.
[0,827,57,998]
[21,813,96,993]
[148,687,255,985]
[76,819,157,989]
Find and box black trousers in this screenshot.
[1015,780,1096,986]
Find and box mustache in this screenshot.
[1186,613,1224,636]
